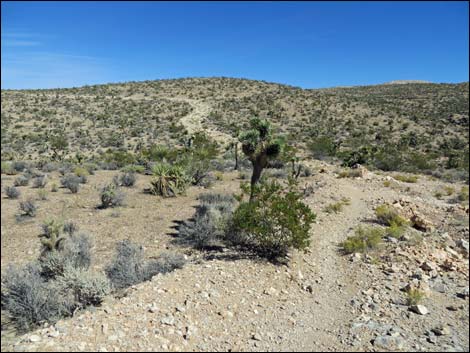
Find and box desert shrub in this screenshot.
[58,164,73,176]
[105,240,185,290]
[13,175,30,187]
[150,164,189,197]
[178,193,236,249]
[143,252,186,277]
[54,267,110,307]
[1,161,14,174]
[12,161,28,173]
[32,175,48,188]
[266,168,289,179]
[5,186,20,199]
[61,174,81,193]
[38,233,92,279]
[386,222,407,239]
[41,162,59,173]
[300,165,313,177]
[116,172,136,187]
[82,163,98,175]
[19,199,37,217]
[99,183,125,208]
[63,221,79,236]
[375,204,408,226]
[406,288,425,306]
[340,146,374,168]
[308,136,337,159]
[323,198,351,214]
[394,174,419,183]
[230,179,316,260]
[444,186,455,196]
[103,150,136,168]
[1,264,71,332]
[141,144,179,163]
[458,186,469,202]
[121,164,145,174]
[338,168,363,178]
[74,167,89,183]
[37,189,48,200]
[50,182,58,192]
[340,226,384,254]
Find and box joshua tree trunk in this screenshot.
[249,154,267,201]
[234,143,239,170]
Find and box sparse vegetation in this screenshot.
[340,226,384,254]
[105,240,185,290]
[5,186,20,199]
[406,288,426,306]
[394,174,419,183]
[19,199,37,217]
[100,183,125,208]
[323,197,351,214]
[375,204,408,227]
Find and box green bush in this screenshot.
[394,174,419,183]
[230,179,316,260]
[375,204,408,227]
[340,226,384,254]
[308,136,337,159]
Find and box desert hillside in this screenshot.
[1,78,469,352]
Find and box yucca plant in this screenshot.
[150,164,189,197]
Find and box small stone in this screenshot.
[29,335,41,343]
[432,325,451,336]
[420,261,437,272]
[373,336,405,350]
[161,316,175,326]
[456,287,469,299]
[410,305,429,315]
[252,333,262,341]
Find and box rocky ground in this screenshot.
[1,159,468,352]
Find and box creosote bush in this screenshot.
[230,178,316,260]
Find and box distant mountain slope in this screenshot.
[1,78,468,177]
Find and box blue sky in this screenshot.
[1,1,468,89]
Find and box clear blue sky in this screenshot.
[2,1,469,89]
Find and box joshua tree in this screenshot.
[239,118,282,201]
[228,139,239,170]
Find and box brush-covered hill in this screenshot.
[1,78,468,179]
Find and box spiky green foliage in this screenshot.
[239,118,284,200]
[150,163,189,197]
[39,219,67,253]
[100,182,125,208]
